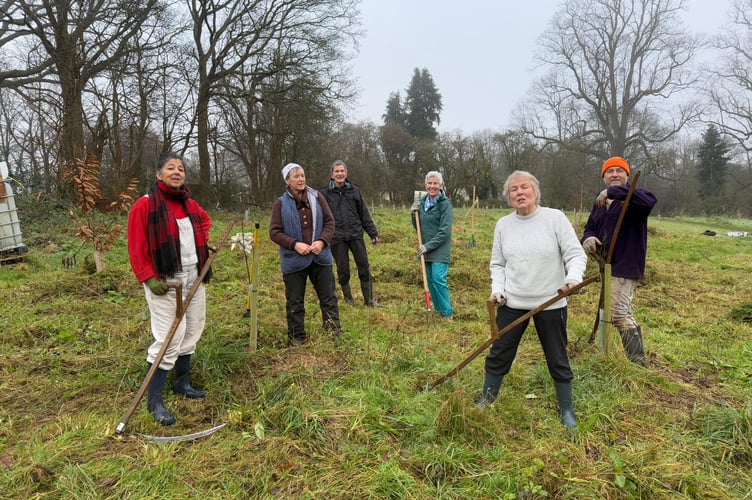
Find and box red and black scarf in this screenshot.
[147,181,211,282]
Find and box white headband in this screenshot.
[282,163,301,180]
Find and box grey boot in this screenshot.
[361,280,381,308]
[476,373,503,407]
[554,381,577,429]
[172,355,207,399]
[341,284,354,306]
[146,363,175,426]
[620,326,647,367]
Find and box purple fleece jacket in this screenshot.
[582,184,657,280]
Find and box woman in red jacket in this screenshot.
[127,153,211,426]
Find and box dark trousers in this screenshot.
[484,306,573,383]
[331,238,371,286]
[283,263,340,341]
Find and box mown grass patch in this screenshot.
[1,198,751,498]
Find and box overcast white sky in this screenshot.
[348,0,730,134]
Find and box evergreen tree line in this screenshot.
[1,0,751,216]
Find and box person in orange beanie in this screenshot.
[582,156,657,366]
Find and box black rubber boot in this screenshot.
[554,381,577,429]
[361,280,381,308]
[620,326,647,366]
[341,284,354,306]
[475,373,503,407]
[172,355,207,399]
[146,363,175,426]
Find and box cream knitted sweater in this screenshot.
[490,207,587,310]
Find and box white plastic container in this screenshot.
[0,161,28,263]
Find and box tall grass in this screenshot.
[1,197,751,498]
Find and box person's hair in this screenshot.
[156,152,185,172]
[425,170,444,187]
[331,160,347,174]
[502,170,540,205]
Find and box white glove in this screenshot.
[489,292,506,306]
[416,244,427,258]
[582,236,601,254]
[411,199,421,212]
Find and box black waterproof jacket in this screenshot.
[321,179,378,243]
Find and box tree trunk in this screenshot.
[196,84,211,205]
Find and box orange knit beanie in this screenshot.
[601,156,630,177]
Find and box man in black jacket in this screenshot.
[321,160,381,307]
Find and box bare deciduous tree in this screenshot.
[523,0,702,175]
[710,1,752,158]
[87,6,192,194]
[186,0,359,205]
[0,0,160,193]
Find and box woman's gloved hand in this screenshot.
[146,277,169,295]
[582,236,601,254]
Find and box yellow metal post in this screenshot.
[249,222,260,352]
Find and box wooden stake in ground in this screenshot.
[470,185,476,247]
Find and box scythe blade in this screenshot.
[134,423,228,443]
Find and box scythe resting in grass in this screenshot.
[115,222,234,441]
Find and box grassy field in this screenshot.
[2,198,752,499]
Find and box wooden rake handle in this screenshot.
[413,210,431,312]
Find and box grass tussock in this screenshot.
[2,198,752,498]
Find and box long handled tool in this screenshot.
[486,299,497,338]
[115,221,235,439]
[424,275,598,391]
[413,207,432,315]
[588,171,641,346]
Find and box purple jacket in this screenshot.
[582,184,657,280]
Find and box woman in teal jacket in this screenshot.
[412,171,454,321]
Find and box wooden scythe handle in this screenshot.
[605,170,641,264]
[427,275,598,390]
